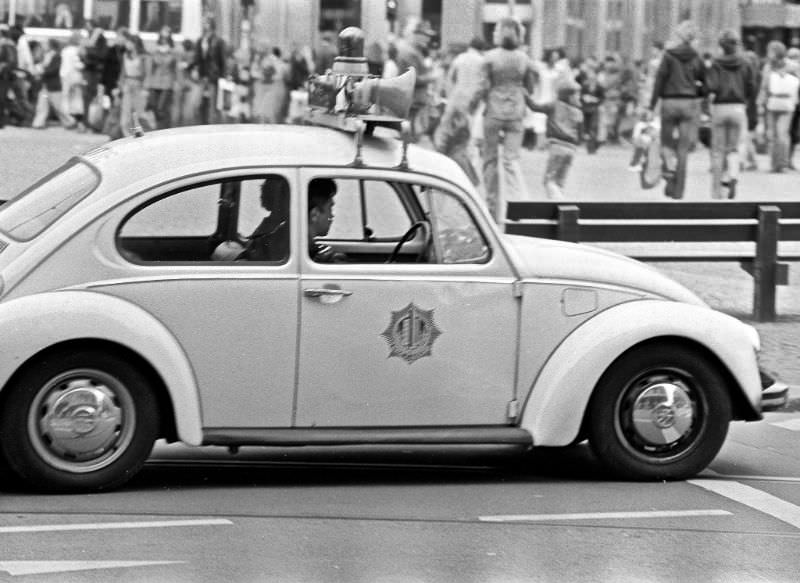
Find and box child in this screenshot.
[628,108,660,172]
[526,76,584,199]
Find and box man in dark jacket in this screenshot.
[81,20,108,130]
[193,14,226,124]
[0,24,16,129]
[706,30,756,199]
[649,20,706,199]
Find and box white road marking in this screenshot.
[690,479,800,530]
[0,561,183,576]
[769,418,800,431]
[478,509,731,522]
[702,472,800,483]
[0,518,233,534]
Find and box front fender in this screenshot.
[519,299,761,446]
[0,290,202,445]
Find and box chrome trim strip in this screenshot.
[202,426,533,447]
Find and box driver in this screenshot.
[307,177,344,263]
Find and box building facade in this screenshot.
[3,1,792,60]
[1,0,204,41]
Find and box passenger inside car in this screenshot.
[237,175,290,262]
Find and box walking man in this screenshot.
[649,21,706,199]
[707,30,756,199]
[192,14,226,125]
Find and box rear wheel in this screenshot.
[0,350,160,492]
[587,343,731,480]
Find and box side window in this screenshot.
[324,179,411,241]
[423,187,490,264]
[117,175,291,263]
[120,184,219,238]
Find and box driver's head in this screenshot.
[308,178,337,239]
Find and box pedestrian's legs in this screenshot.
[501,119,529,204]
[543,151,564,199]
[543,144,573,199]
[584,109,598,153]
[724,105,746,194]
[673,116,695,199]
[766,111,787,171]
[659,100,680,197]
[207,81,219,124]
[669,99,700,199]
[120,81,133,136]
[0,80,9,128]
[740,126,757,170]
[481,116,501,219]
[31,88,51,129]
[710,106,727,199]
[157,89,173,128]
[773,111,792,171]
[48,90,75,127]
[83,73,98,122]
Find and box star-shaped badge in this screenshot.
[380,302,442,364]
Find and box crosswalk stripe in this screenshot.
[769,418,800,431]
[689,479,800,530]
[0,518,232,534]
[0,561,183,576]
[478,509,731,522]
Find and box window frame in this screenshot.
[115,172,294,266]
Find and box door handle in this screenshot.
[303,288,353,298]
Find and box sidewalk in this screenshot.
[516,140,800,203]
[1,125,799,389]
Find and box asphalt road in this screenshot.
[1,428,800,582]
[1,126,799,582]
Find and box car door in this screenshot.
[94,170,299,430]
[295,169,520,427]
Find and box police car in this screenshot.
[0,117,769,492]
[0,29,772,490]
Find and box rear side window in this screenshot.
[0,159,99,241]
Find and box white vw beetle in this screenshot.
[0,123,763,491]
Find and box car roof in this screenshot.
[80,124,474,194]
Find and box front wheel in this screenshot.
[587,343,731,480]
[0,350,160,492]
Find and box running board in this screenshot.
[202,426,533,448]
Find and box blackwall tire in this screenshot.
[587,343,731,481]
[0,350,160,492]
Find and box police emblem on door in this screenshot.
[381,303,442,364]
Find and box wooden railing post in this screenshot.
[557,205,580,242]
[753,205,781,322]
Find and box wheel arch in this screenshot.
[0,338,178,443]
[518,299,761,447]
[578,335,758,440]
[0,290,203,445]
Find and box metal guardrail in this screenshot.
[505,202,800,322]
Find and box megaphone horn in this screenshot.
[375,67,416,118]
[352,67,416,119]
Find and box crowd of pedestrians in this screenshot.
[2,14,799,204]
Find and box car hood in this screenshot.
[503,234,706,306]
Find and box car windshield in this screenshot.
[0,159,99,242]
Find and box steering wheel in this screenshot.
[386,221,431,264]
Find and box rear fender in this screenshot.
[519,300,761,446]
[0,290,202,445]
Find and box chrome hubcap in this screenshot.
[617,372,700,459]
[29,369,135,473]
[630,381,694,446]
